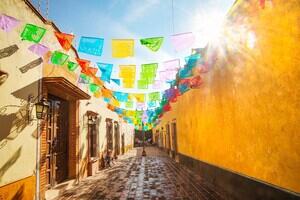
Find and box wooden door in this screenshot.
[155,130,159,146]
[46,99,55,188]
[55,100,69,183]
[88,122,98,158]
[171,122,178,157]
[121,134,125,154]
[46,96,69,188]
[166,124,171,150]
[106,119,113,152]
[114,123,120,156]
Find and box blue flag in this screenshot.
[103,97,111,103]
[112,79,121,85]
[113,91,128,102]
[78,36,104,56]
[97,63,113,83]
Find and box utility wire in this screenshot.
[38,0,41,12]
[46,0,49,19]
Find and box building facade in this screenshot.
[154,0,300,199]
[0,0,134,199]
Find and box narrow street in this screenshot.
[54,147,227,200]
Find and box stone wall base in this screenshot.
[177,153,299,200]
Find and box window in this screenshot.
[87,112,99,158]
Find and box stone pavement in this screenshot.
[55,147,229,200]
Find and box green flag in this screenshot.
[141,63,158,74]
[89,83,100,93]
[138,79,148,89]
[67,61,78,71]
[140,72,155,84]
[21,24,46,43]
[125,101,133,109]
[148,92,160,101]
[140,37,164,52]
[51,51,69,65]
[140,63,157,84]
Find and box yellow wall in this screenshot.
[0,175,35,200]
[0,0,45,188]
[155,0,300,193]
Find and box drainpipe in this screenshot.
[35,117,41,200]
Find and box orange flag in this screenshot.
[93,77,104,86]
[101,88,113,98]
[76,58,94,76]
[54,32,74,51]
[107,104,115,111]
[76,58,90,72]
[88,67,98,75]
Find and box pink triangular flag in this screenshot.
[28,44,49,57]
[159,70,177,81]
[136,102,145,110]
[163,59,180,70]
[0,14,20,32]
[152,80,163,89]
[170,32,195,51]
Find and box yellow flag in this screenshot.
[112,39,134,58]
[111,98,120,107]
[119,65,136,78]
[123,79,135,88]
[133,93,145,102]
[126,110,135,117]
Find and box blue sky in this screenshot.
[34,0,235,93]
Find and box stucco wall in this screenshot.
[0,0,46,188]
[79,97,134,178]
[154,0,300,193]
[1,0,135,188]
[121,121,135,149]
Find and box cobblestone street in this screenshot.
[55,147,228,200]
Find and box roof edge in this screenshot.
[23,0,79,58]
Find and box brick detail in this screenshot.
[39,85,48,200]
[68,100,79,179]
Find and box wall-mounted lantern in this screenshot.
[35,97,49,120]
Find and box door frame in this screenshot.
[46,95,69,187]
[40,77,90,197]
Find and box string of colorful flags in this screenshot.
[0,13,214,131]
[1,15,197,55]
